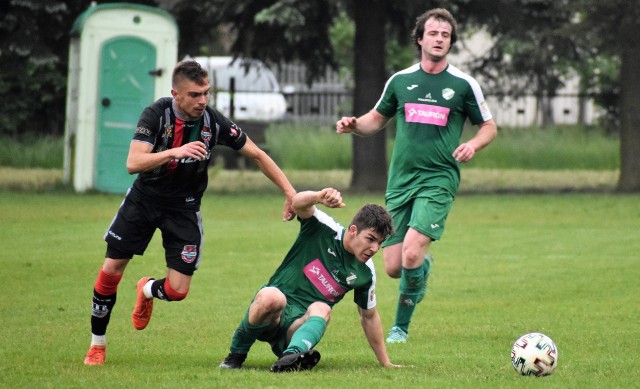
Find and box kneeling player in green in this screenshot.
[219,188,401,372]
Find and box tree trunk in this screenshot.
[350,0,388,192]
[617,4,640,192]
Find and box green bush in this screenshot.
[0,135,63,169]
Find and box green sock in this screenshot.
[416,257,432,303]
[229,311,270,354]
[393,266,425,333]
[284,316,326,354]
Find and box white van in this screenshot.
[192,56,288,122]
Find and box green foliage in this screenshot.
[2,192,639,387]
[0,134,63,168]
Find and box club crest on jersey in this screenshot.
[201,127,212,142]
[181,245,198,263]
[442,88,455,100]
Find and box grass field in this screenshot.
[1,191,639,388]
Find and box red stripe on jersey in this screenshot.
[173,117,185,148]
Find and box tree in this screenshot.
[575,0,640,191]
[347,0,389,191]
[0,0,158,138]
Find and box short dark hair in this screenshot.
[412,8,458,52]
[172,60,208,87]
[350,204,394,241]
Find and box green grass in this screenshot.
[1,192,639,387]
[463,125,619,170]
[266,123,354,170]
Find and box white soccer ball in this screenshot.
[511,332,558,376]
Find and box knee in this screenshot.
[384,261,401,278]
[402,246,425,266]
[253,287,287,312]
[307,302,331,322]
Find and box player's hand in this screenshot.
[336,116,357,134]
[452,142,475,163]
[317,188,346,208]
[175,141,208,161]
[283,198,296,221]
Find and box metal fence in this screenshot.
[281,90,604,127]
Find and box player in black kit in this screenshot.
[84,60,296,366]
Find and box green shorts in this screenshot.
[255,288,307,357]
[383,187,454,247]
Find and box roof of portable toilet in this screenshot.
[70,2,178,36]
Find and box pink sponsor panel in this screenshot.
[404,103,450,126]
[303,259,346,302]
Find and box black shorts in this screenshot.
[104,189,203,276]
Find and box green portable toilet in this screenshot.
[64,3,178,193]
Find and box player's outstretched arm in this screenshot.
[358,306,407,368]
[336,110,391,137]
[240,137,297,221]
[292,188,345,220]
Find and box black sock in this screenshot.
[91,290,116,336]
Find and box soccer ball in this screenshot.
[511,332,558,376]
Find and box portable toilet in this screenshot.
[64,3,178,193]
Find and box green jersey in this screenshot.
[376,63,493,196]
[267,209,377,311]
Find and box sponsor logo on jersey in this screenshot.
[135,126,153,137]
[230,124,239,137]
[346,272,357,285]
[107,230,122,241]
[404,103,450,126]
[304,259,346,302]
[163,123,173,138]
[407,84,418,90]
[430,223,440,229]
[418,93,437,103]
[181,245,198,263]
[327,248,336,257]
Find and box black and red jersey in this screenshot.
[131,97,247,207]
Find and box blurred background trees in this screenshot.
[1,0,638,191]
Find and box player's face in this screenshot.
[348,226,385,263]
[418,16,452,62]
[172,78,210,121]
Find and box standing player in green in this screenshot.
[336,8,497,343]
[219,188,401,371]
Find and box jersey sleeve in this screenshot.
[208,108,247,151]
[133,99,168,146]
[463,77,493,125]
[374,75,398,118]
[353,260,377,310]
